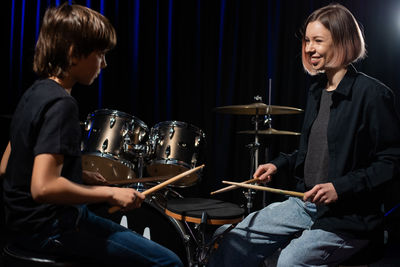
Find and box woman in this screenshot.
[0,3,182,266]
[207,4,400,267]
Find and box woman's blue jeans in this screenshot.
[207,197,368,267]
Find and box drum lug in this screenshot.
[166,145,171,158]
[123,135,131,152]
[182,234,191,244]
[157,135,163,146]
[191,153,197,167]
[194,136,201,147]
[169,126,175,139]
[102,139,109,151]
[110,116,116,128]
[84,120,91,132]
[178,142,187,148]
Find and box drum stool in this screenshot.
[2,243,107,267]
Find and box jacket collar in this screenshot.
[310,64,358,97]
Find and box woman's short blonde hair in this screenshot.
[301,4,366,75]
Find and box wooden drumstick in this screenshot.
[222,181,305,198]
[108,164,205,213]
[210,178,259,195]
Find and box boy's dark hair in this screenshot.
[33,2,116,78]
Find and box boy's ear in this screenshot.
[68,45,78,65]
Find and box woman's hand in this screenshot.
[253,163,277,183]
[304,183,338,204]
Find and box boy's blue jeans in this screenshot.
[13,205,183,267]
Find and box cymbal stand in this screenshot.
[243,96,262,214]
[262,78,272,207]
[265,78,273,129]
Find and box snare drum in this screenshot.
[81,109,149,182]
[165,198,244,225]
[146,121,206,187]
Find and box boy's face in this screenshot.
[70,51,107,85]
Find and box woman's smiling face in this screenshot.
[304,21,335,72]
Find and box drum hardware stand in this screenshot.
[188,212,222,267]
[173,211,220,266]
[244,142,258,214]
[192,220,236,267]
[128,143,149,191]
[195,212,209,266]
[136,152,145,191]
[261,79,273,207]
[242,95,263,214]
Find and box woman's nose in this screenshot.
[305,42,315,53]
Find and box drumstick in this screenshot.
[222,181,305,198]
[108,164,205,213]
[111,175,173,185]
[210,178,259,195]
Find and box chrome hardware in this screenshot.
[123,134,131,152]
[110,116,116,128]
[102,139,108,151]
[169,126,175,139]
[191,153,197,167]
[194,136,201,147]
[178,142,187,148]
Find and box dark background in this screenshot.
[1,0,400,240]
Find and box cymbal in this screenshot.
[214,103,303,115]
[237,128,301,136]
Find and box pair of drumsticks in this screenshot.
[108,165,304,214]
[211,178,304,198]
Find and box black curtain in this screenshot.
[2,0,400,212]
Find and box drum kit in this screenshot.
[80,99,302,266]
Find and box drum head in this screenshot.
[165,198,244,225]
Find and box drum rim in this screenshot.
[146,159,193,170]
[88,109,149,130]
[165,198,245,223]
[81,152,136,170]
[146,160,201,187]
[151,120,205,136]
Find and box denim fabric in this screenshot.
[207,198,367,267]
[13,205,183,267]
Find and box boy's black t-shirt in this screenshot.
[3,79,82,233]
